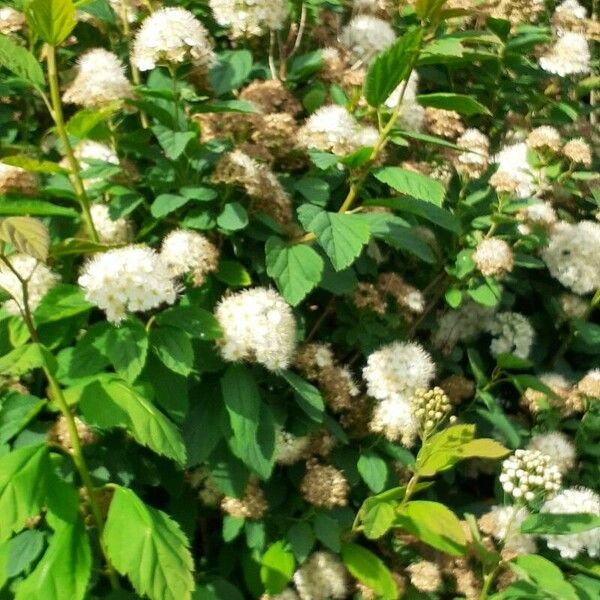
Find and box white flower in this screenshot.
[0,254,59,316]
[363,341,435,403]
[559,293,588,320]
[90,204,133,245]
[385,73,425,132]
[72,141,120,189]
[499,449,562,502]
[108,0,142,23]
[555,0,587,20]
[486,312,534,359]
[339,15,395,64]
[541,488,600,558]
[209,0,288,37]
[527,432,576,474]
[0,7,25,34]
[78,245,178,324]
[215,288,296,371]
[369,397,419,447]
[455,129,490,178]
[473,238,514,278]
[132,7,215,71]
[493,142,538,198]
[293,552,349,600]
[487,506,537,555]
[539,32,591,77]
[62,48,133,108]
[160,229,219,285]
[542,221,600,295]
[275,430,311,465]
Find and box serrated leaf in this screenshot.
[279,370,325,422]
[34,284,92,324]
[15,521,91,600]
[25,0,77,45]
[341,543,399,599]
[364,28,424,107]
[297,205,370,271]
[366,197,460,232]
[0,444,49,541]
[0,343,57,376]
[104,486,194,600]
[150,326,194,376]
[415,424,475,477]
[265,237,324,305]
[373,167,445,205]
[2,156,64,174]
[105,319,148,383]
[0,217,49,261]
[417,93,491,115]
[0,392,45,445]
[260,541,296,594]
[0,35,45,89]
[152,125,196,160]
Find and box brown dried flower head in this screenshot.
[300,460,349,508]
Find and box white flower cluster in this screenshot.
[0,254,59,316]
[487,505,537,555]
[275,430,311,465]
[542,221,600,295]
[364,342,436,446]
[486,312,534,359]
[62,48,133,108]
[493,142,538,198]
[541,488,600,558]
[160,229,219,285]
[297,105,378,156]
[209,0,288,37]
[340,15,395,64]
[527,432,576,475]
[539,32,591,76]
[455,129,490,178]
[293,552,348,600]
[132,7,216,72]
[385,73,425,132]
[473,238,514,278]
[0,7,25,34]
[78,245,178,324]
[500,449,562,501]
[90,204,134,245]
[73,140,120,189]
[215,288,296,371]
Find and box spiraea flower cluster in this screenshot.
[0,162,38,196]
[160,229,219,285]
[499,449,562,502]
[485,312,535,359]
[340,15,395,64]
[411,387,453,436]
[209,0,288,37]
[90,203,134,245]
[473,238,514,278]
[293,552,349,600]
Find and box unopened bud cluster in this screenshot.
[499,449,561,502]
[411,387,452,434]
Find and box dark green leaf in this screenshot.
[150,326,194,376]
[373,167,445,205]
[417,93,491,115]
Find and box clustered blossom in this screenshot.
[517,201,557,233]
[485,312,534,359]
[425,107,465,139]
[520,372,583,417]
[275,430,311,465]
[473,238,514,278]
[541,221,600,295]
[0,254,59,316]
[0,7,25,34]
[214,287,296,371]
[578,369,600,399]
[293,552,349,600]
[478,506,537,556]
[0,162,38,196]
[385,73,425,132]
[339,15,395,64]
[493,142,538,198]
[526,126,561,153]
[78,245,178,324]
[209,0,288,37]
[539,32,591,76]
[499,449,562,501]
[541,488,600,558]
[406,561,442,593]
[132,7,216,71]
[90,204,134,245]
[527,432,576,474]
[411,387,452,436]
[221,477,268,520]
[455,129,490,178]
[62,48,133,108]
[300,460,349,509]
[160,229,219,285]
[562,138,592,166]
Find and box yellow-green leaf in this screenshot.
[25,0,77,46]
[0,217,50,262]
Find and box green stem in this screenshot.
[46,45,99,243]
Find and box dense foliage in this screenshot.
[0,0,599,598]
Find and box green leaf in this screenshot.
[265,237,324,305]
[0,35,45,89]
[279,370,325,422]
[373,167,445,205]
[150,326,194,376]
[0,392,45,445]
[156,305,222,340]
[363,28,424,107]
[521,513,600,535]
[0,444,49,541]
[216,260,252,287]
[1,156,65,174]
[209,50,253,96]
[417,93,491,115]
[0,343,57,376]
[397,500,466,556]
[341,543,399,599]
[105,319,148,383]
[15,521,91,600]
[286,523,315,562]
[151,194,189,218]
[571,320,600,354]
[314,513,341,552]
[362,501,396,540]
[297,204,370,271]
[0,200,77,218]
[357,451,389,493]
[217,202,248,231]
[221,365,275,479]
[104,486,194,600]
[260,541,296,595]
[0,216,49,261]
[78,377,186,464]
[415,424,475,477]
[66,107,115,139]
[467,281,501,307]
[34,284,92,324]
[222,516,245,542]
[509,554,578,600]
[152,126,196,161]
[25,0,77,45]
[6,529,45,579]
[195,99,258,114]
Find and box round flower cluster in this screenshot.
[0,7,25,34]
[517,201,557,233]
[455,129,490,178]
[542,220,600,295]
[0,162,38,196]
[385,73,425,132]
[209,0,288,37]
[541,488,600,558]
[539,32,591,76]
[473,238,514,278]
[527,432,576,474]
[411,387,452,435]
[275,430,311,465]
[424,107,465,139]
[339,15,396,64]
[485,312,534,359]
[132,7,216,72]
[214,287,296,371]
[220,477,268,520]
[0,254,59,316]
[160,229,219,285]
[578,369,600,399]
[300,460,349,509]
[479,505,537,556]
[499,449,562,501]
[293,552,349,600]
[78,245,178,324]
[90,204,134,245]
[493,142,538,198]
[526,126,561,152]
[62,48,133,108]
[520,372,583,417]
[406,561,442,593]
[50,414,97,453]
[562,138,592,166]
[370,396,419,447]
